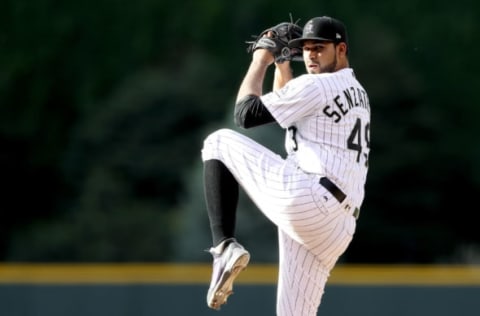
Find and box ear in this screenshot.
[337,42,348,56]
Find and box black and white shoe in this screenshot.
[206,238,250,310]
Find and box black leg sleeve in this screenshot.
[203,159,239,246]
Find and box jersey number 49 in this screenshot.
[347,118,370,167]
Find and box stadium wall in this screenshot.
[0,264,479,316]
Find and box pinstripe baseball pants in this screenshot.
[202,128,356,315]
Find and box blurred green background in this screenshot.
[1,0,479,264]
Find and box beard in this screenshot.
[306,55,338,74]
[319,55,337,73]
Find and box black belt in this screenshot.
[319,177,360,219]
[319,177,346,203]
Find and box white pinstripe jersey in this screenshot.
[260,68,370,207]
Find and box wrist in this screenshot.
[252,49,274,66]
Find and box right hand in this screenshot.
[252,31,275,65]
[252,48,275,66]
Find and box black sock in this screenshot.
[203,159,239,246]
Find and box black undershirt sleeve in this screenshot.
[234,94,276,129]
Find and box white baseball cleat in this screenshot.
[206,238,250,310]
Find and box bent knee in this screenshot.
[201,128,237,162]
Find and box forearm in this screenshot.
[273,62,293,91]
[236,51,273,103]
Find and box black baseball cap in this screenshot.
[289,16,348,48]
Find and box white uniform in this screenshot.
[202,67,370,315]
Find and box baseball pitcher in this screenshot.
[201,16,370,315]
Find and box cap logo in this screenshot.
[304,21,314,35]
[336,33,342,39]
